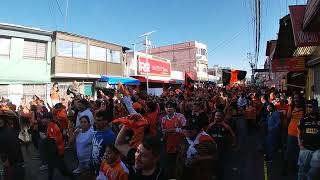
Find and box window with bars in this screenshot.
[23,40,47,60]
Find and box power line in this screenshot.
[48,0,57,29]
[54,0,64,17]
[208,23,250,55]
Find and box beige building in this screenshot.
[51,31,128,96]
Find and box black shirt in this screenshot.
[207,123,232,151]
[0,126,24,164]
[298,114,320,151]
[128,166,166,180]
[126,148,167,180]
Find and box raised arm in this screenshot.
[115,125,131,157]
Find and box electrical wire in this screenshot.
[54,0,64,17]
[208,21,252,55]
[48,0,57,30]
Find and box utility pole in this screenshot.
[247,52,255,84]
[139,31,156,95]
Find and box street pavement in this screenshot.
[1,132,298,180]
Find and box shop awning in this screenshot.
[98,75,140,85]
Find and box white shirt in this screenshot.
[237,97,247,107]
[76,128,94,163]
[76,109,94,128]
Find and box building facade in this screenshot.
[125,51,172,95]
[148,41,209,81]
[0,23,52,106]
[51,31,127,97]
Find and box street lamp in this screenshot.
[139,30,156,95]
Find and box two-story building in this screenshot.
[51,31,128,97]
[149,41,209,82]
[0,23,52,106]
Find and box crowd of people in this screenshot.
[1,82,320,180]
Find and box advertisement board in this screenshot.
[138,56,171,76]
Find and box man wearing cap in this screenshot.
[0,109,25,180]
[297,99,320,180]
[176,117,217,180]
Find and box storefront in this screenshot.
[306,54,320,103]
[126,51,172,95]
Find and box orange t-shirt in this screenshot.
[100,160,129,180]
[161,113,186,154]
[288,107,304,137]
[145,105,160,137]
[47,122,64,155]
[53,108,69,130]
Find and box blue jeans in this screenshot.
[234,116,247,148]
[38,138,47,164]
[298,149,320,180]
[266,129,280,160]
[287,135,299,172]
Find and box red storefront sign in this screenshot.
[272,57,305,72]
[138,57,171,76]
[289,5,320,47]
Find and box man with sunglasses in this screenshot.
[297,99,320,180]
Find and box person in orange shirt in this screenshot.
[161,101,186,178]
[286,93,305,174]
[42,112,73,180]
[53,103,69,142]
[97,145,129,180]
[144,100,160,138]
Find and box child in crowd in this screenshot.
[97,144,129,180]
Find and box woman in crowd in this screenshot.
[286,93,305,174]
[69,115,94,174]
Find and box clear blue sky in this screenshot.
[0,0,307,74]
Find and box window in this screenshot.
[73,42,86,58]
[107,49,121,63]
[57,40,87,59]
[0,38,11,55]
[90,45,106,61]
[57,40,72,57]
[112,51,121,63]
[107,49,112,62]
[23,40,46,60]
